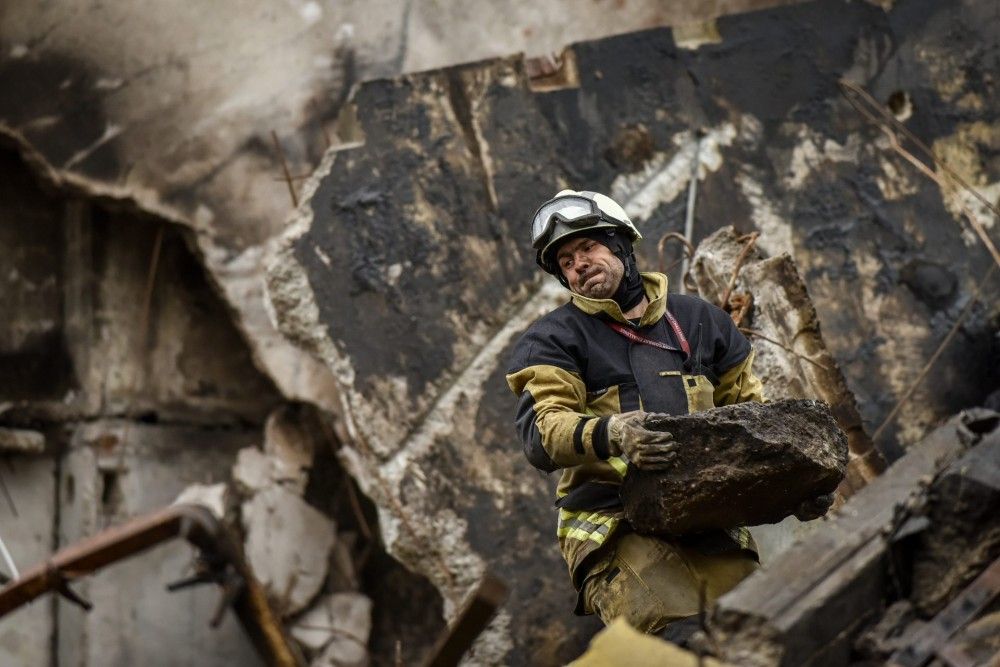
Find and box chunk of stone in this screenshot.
[292,592,372,660]
[232,445,306,496]
[242,486,336,616]
[621,399,848,535]
[172,482,228,519]
[690,226,884,496]
[0,428,44,454]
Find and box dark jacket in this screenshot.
[506,273,764,591]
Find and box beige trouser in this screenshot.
[582,532,759,633]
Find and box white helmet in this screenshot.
[531,190,642,274]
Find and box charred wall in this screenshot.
[268,0,999,663]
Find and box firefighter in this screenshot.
[505,190,767,637]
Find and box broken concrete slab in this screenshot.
[690,226,885,496]
[910,413,1000,615]
[291,592,372,658]
[242,485,336,616]
[708,410,994,667]
[0,428,44,454]
[621,399,848,535]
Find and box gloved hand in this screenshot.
[794,493,835,521]
[607,411,678,470]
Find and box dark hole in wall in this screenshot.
[99,468,122,515]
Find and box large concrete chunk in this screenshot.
[621,399,848,535]
[242,486,336,616]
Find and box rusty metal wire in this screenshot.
[739,327,833,372]
[719,232,760,311]
[871,264,998,443]
[838,79,1000,269]
[657,231,695,276]
[838,79,1000,443]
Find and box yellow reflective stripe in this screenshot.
[608,455,628,477]
[557,509,618,544]
[557,509,615,526]
[558,526,609,543]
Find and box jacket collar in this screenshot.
[569,272,668,326]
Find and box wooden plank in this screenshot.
[710,411,994,666]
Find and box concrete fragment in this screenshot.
[690,226,884,496]
[291,592,372,658]
[708,410,988,667]
[173,482,228,520]
[621,399,848,535]
[232,446,306,496]
[0,428,44,454]
[242,486,336,616]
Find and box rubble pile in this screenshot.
[621,399,848,535]
[707,410,1000,666]
[177,404,376,666]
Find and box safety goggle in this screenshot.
[530,195,605,249]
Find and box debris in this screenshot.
[889,554,1000,666]
[233,446,306,496]
[910,419,1000,614]
[936,610,1000,667]
[690,227,885,496]
[173,483,228,520]
[621,399,848,535]
[242,486,336,616]
[0,504,305,666]
[291,592,372,658]
[0,428,44,454]
[708,410,997,667]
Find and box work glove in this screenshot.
[607,411,678,470]
[794,493,835,521]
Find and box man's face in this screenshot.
[556,235,624,299]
